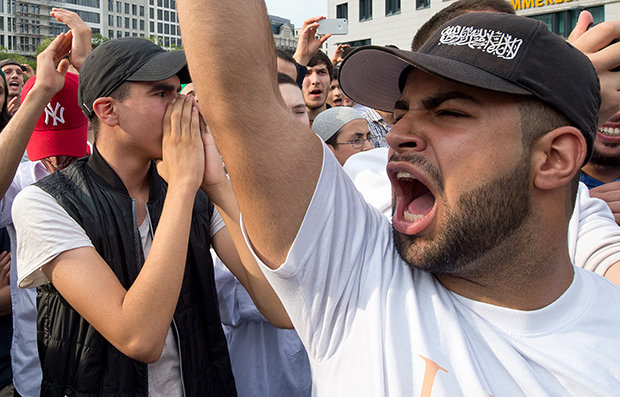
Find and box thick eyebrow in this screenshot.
[421,91,480,110]
[149,83,178,93]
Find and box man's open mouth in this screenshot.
[310,89,322,96]
[388,165,438,235]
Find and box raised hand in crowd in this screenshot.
[50,8,92,71]
[0,32,72,198]
[293,16,331,66]
[21,63,34,80]
[568,11,620,125]
[331,44,349,66]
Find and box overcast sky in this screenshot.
[264,0,328,27]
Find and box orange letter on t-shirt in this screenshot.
[419,355,448,397]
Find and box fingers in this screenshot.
[572,20,620,53]
[319,34,332,44]
[567,11,593,43]
[302,16,325,29]
[57,58,70,76]
[41,32,72,65]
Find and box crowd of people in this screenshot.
[0,0,618,395]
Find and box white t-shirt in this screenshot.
[253,147,620,396]
[12,184,225,396]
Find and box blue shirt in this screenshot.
[580,172,620,189]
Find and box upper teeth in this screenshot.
[396,171,414,180]
[599,127,620,136]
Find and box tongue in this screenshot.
[407,192,434,215]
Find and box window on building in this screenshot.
[116,1,121,13]
[336,3,348,20]
[140,20,144,30]
[108,0,113,11]
[132,18,137,29]
[108,29,113,38]
[359,0,372,21]
[132,4,137,15]
[164,24,169,34]
[386,0,400,16]
[529,5,603,39]
[108,14,113,26]
[150,7,154,18]
[171,0,176,9]
[117,30,122,38]
[157,0,162,6]
[125,17,129,28]
[140,5,144,16]
[164,0,169,8]
[164,37,169,47]
[124,3,129,13]
[125,31,130,37]
[416,0,430,10]
[117,16,121,26]
[157,9,162,19]
[171,12,176,22]
[164,10,169,21]
[171,24,176,35]
[149,0,153,5]
[150,21,154,32]
[157,22,162,33]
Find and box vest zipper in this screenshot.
[131,198,149,392]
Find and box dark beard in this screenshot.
[589,141,620,168]
[394,160,531,277]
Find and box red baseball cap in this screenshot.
[22,72,88,161]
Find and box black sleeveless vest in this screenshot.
[34,148,237,396]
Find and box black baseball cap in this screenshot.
[78,37,191,118]
[339,12,600,163]
[0,59,25,71]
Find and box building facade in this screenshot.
[0,0,184,56]
[270,15,297,51]
[326,0,620,54]
[0,0,298,57]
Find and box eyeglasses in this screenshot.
[335,136,376,149]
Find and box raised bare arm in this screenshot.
[178,0,323,268]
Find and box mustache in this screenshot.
[388,152,445,193]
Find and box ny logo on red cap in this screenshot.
[44,102,65,126]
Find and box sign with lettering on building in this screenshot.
[511,0,573,11]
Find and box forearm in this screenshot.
[208,181,292,327]
[47,185,199,363]
[179,0,323,267]
[0,286,11,316]
[0,86,55,197]
[117,185,197,358]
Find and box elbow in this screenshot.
[122,337,165,364]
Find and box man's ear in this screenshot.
[92,97,119,128]
[531,126,586,190]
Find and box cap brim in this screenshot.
[339,46,531,112]
[126,50,190,84]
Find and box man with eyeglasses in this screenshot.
[312,107,374,165]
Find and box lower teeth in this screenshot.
[404,210,424,222]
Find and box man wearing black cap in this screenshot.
[179,1,620,395]
[10,37,242,396]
